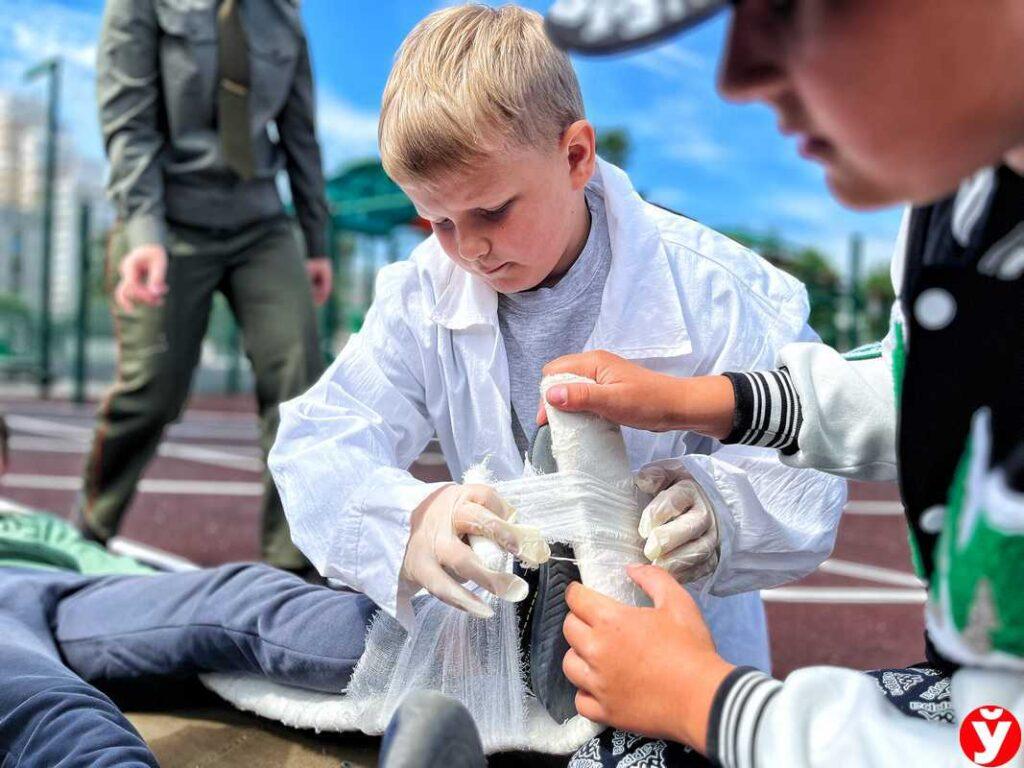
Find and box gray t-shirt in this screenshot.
[498,190,612,455]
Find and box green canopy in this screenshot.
[325,160,421,236]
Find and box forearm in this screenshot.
[268,317,440,624]
[706,664,1007,768]
[658,374,736,439]
[98,0,166,250]
[278,39,329,259]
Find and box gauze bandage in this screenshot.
[201,374,648,754]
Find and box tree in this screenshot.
[597,128,631,169]
[863,265,896,341]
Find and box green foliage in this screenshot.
[597,128,631,170]
[723,228,894,350]
[864,265,896,340]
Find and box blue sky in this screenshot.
[1,0,904,274]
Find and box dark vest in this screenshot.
[899,166,1024,665]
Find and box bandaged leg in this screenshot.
[202,375,648,754]
[497,374,648,608]
[539,373,635,491]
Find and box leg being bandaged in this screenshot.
[201,374,648,754]
[541,373,634,491]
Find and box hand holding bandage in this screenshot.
[635,462,720,584]
[401,484,550,619]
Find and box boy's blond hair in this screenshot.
[379,4,585,183]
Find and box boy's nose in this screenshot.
[457,234,490,263]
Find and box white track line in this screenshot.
[818,558,924,588]
[0,495,34,514]
[761,587,926,604]
[107,537,200,572]
[6,414,93,439]
[417,452,447,466]
[844,500,904,515]
[8,416,263,472]
[157,442,262,471]
[0,474,262,496]
[9,436,90,455]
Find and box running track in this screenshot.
[0,395,925,677]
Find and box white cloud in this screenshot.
[629,42,709,80]
[763,190,840,228]
[0,2,105,161]
[754,187,903,275]
[315,89,381,173]
[644,185,691,214]
[627,95,732,166]
[12,21,96,71]
[663,130,730,164]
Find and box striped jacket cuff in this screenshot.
[707,667,783,768]
[721,368,802,455]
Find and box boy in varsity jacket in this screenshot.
[540,1,1024,766]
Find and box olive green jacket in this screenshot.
[97,0,329,258]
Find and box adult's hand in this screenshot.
[115,244,168,313]
[562,564,734,752]
[306,257,333,306]
[537,351,735,438]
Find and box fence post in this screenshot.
[321,217,338,361]
[25,58,61,398]
[73,203,91,404]
[225,321,241,395]
[848,233,863,350]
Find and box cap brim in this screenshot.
[545,0,729,56]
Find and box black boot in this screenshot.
[519,424,580,724]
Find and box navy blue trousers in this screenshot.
[0,563,375,767]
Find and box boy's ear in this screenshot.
[562,119,597,191]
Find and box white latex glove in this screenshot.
[635,462,720,583]
[400,483,550,619]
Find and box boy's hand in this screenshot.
[401,484,550,619]
[562,564,734,752]
[537,351,736,439]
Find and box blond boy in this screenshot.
[270,4,844,678]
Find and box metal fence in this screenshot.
[0,200,893,402]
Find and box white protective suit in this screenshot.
[268,159,847,671]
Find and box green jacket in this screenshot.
[0,508,153,575]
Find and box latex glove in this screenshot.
[115,243,168,312]
[635,463,719,584]
[401,484,550,619]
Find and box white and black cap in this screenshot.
[545,0,730,55]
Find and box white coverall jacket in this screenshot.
[269,160,847,671]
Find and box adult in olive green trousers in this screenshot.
[81,216,322,569]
